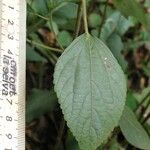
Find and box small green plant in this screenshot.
[26,0,150,149]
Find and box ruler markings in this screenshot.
[0,0,25,149]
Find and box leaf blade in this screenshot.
[119,106,150,150]
[54,34,126,150]
[112,0,150,31]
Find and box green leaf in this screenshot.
[54,2,78,19]
[31,0,49,15]
[58,19,76,31]
[91,29,99,37]
[26,89,57,123]
[133,87,150,103]
[100,12,130,70]
[107,33,127,70]
[112,0,150,31]
[27,0,66,33]
[126,91,138,110]
[119,106,150,150]
[142,63,150,77]
[66,130,80,150]
[26,44,47,62]
[47,20,59,35]
[115,14,132,35]
[54,34,126,150]
[133,87,150,113]
[58,30,73,47]
[145,0,150,8]
[88,13,101,28]
[100,11,131,41]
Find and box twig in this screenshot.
[142,112,150,124]
[28,10,64,50]
[28,19,45,34]
[74,2,83,38]
[144,98,150,114]
[98,0,109,37]
[49,13,64,50]
[140,98,150,121]
[37,47,57,64]
[27,39,63,53]
[134,91,150,112]
[54,118,66,150]
[28,12,49,20]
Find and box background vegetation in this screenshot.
[26,0,150,149]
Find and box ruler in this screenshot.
[0,0,26,149]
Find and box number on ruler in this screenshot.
[7,10,15,40]
[8,34,14,40]
[6,116,12,122]
[0,0,26,149]
[8,5,14,10]
[6,98,12,105]
[6,133,12,139]
[8,19,14,25]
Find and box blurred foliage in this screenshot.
[119,106,150,150]
[26,88,57,122]
[26,0,150,149]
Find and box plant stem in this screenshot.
[140,98,150,121]
[54,118,65,150]
[28,10,64,50]
[28,19,45,34]
[49,13,64,50]
[74,2,83,38]
[27,39,63,53]
[144,98,150,114]
[28,12,49,20]
[142,112,150,124]
[134,91,150,112]
[81,0,89,35]
[98,0,109,37]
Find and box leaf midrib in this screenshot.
[88,38,94,145]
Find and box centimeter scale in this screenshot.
[0,0,26,149]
